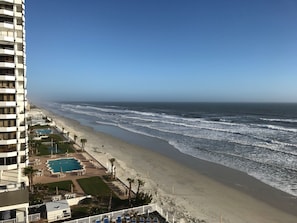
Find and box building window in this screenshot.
[21,155,26,163]
[0,68,14,76]
[0,94,15,101]
[0,156,17,166]
[0,56,14,63]
[0,107,16,114]
[0,144,17,152]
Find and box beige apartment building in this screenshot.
[0,0,29,222]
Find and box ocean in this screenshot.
[45,102,297,197]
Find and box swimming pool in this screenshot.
[47,158,84,173]
[35,128,52,135]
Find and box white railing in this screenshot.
[62,204,175,223]
[0,213,42,223]
[0,219,16,223]
[28,213,40,222]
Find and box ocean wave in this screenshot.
[252,124,297,133]
[50,102,297,197]
[95,121,118,127]
[260,118,297,123]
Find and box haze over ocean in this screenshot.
[45,101,297,197]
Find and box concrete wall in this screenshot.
[66,195,91,206]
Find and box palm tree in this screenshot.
[108,191,113,212]
[23,166,38,192]
[74,134,77,143]
[28,137,35,155]
[127,178,134,206]
[109,158,116,179]
[136,179,145,196]
[80,138,87,151]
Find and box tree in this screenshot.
[134,192,153,205]
[23,166,38,192]
[80,138,87,151]
[136,179,145,197]
[28,137,35,155]
[74,134,77,143]
[108,191,113,212]
[127,178,134,206]
[109,158,116,179]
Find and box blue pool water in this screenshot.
[35,129,52,135]
[48,158,83,173]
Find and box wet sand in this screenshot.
[37,107,297,223]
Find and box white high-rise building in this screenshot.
[0,0,29,222]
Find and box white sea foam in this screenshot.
[49,102,297,197]
[260,118,297,123]
[252,124,297,133]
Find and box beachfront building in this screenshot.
[0,0,29,222]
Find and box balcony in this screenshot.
[0,126,16,132]
[16,113,24,120]
[15,24,22,31]
[0,9,13,17]
[16,51,23,56]
[14,37,22,43]
[0,163,17,170]
[0,35,13,42]
[15,0,23,4]
[15,63,23,69]
[0,88,15,94]
[0,139,16,145]
[0,22,13,29]
[0,151,17,158]
[0,76,15,81]
[0,114,16,119]
[18,150,26,156]
[18,138,26,144]
[0,48,14,55]
[15,75,23,82]
[14,12,22,18]
[17,126,25,132]
[0,102,16,107]
[0,62,14,68]
[0,0,14,3]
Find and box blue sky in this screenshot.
[26,0,297,102]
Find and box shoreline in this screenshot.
[37,107,297,223]
[84,121,297,216]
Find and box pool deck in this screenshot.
[31,152,128,199]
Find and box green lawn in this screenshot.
[37,141,75,156]
[46,180,73,193]
[77,177,111,196]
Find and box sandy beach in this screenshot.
[37,108,297,223]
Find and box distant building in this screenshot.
[0,0,29,222]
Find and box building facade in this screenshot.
[0,0,28,222]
